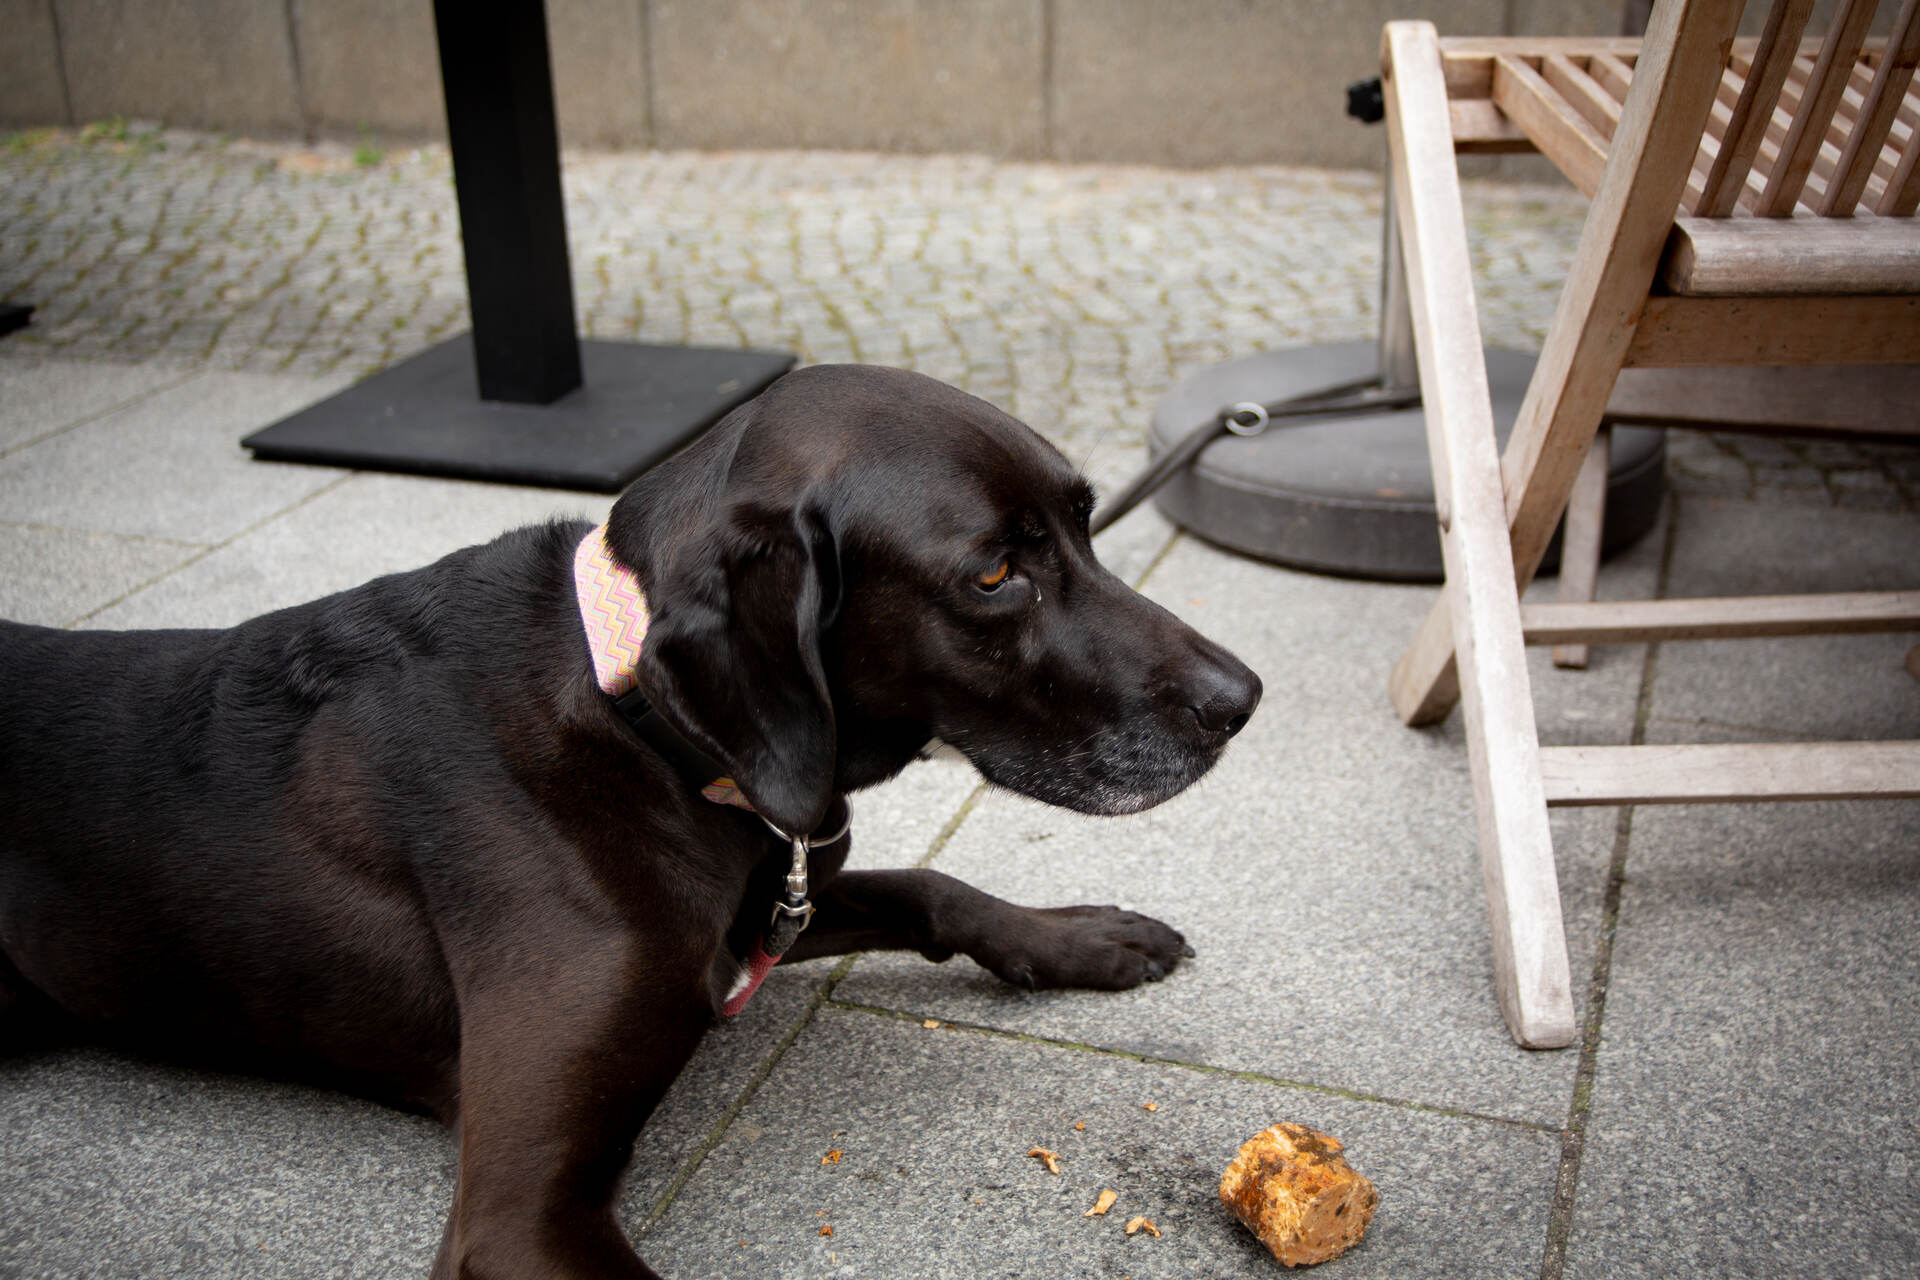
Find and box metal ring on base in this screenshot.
[1147,342,1667,583]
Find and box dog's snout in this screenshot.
[1188,658,1262,738]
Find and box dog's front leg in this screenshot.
[433,943,712,1280]
[785,868,1194,991]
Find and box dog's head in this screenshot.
[609,365,1262,837]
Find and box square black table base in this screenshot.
[243,335,795,492]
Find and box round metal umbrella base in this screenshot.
[1148,342,1667,582]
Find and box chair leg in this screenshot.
[1434,499,1578,1048]
[1385,20,1577,1049]
[1552,426,1612,669]
[1389,598,1462,725]
[1389,0,1746,728]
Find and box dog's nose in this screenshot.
[1189,657,1262,738]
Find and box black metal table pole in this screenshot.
[433,0,582,405]
[244,0,792,492]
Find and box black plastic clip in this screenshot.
[1346,77,1385,125]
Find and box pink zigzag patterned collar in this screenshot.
[573,522,775,1016]
[573,523,752,812]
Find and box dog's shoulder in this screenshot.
[256,517,593,707]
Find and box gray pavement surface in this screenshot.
[2,128,1917,1278]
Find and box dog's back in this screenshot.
[0,523,582,1102]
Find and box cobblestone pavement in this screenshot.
[2,123,1915,511]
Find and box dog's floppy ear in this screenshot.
[639,495,841,837]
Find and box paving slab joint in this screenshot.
[636,951,861,1237]
[62,469,356,630]
[0,363,204,462]
[828,998,1560,1136]
[1538,503,1678,1279]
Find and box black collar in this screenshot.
[606,686,851,856]
[607,687,732,794]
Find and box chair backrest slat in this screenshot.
[1760,0,1880,214]
[1544,54,1624,139]
[1822,0,1920,213]
[1747,51,1864,209]
[1699,0,1815,215]
[1684,67,1749,211]
[1879,104,1920,211]
[1589,52,1636,102]
[1859,94,1917,208]
[1799,61,1876,203]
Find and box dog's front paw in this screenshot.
[978,905,1194,992]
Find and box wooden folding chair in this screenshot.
[1380,0,1920,1048]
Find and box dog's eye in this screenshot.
[975,559,1011,591]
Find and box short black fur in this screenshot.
[1,364,1261,1279]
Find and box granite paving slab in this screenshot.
[635,1005,1564,1279]
[629,749,994,1222]
[0,368,352,544]
[0,971,864,1280]
[0,1048,450,1280]
[0,523,201,627]
[81,472,613,631]
[0,353,198,454]
[1644,497,1920,745]
[1566,800,1920,1280]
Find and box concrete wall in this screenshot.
[0,0,1868,168]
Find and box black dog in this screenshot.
[0,364,1261,1278]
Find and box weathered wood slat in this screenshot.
[1440,38,1647,98]
[1590,52,1637,103]
[1776,55,1876,133]
[1712,39,1920,212]
[1712,63,1746,118]
[1747,72,1803,209]
[1520,591,1920,644]
[1881,116,1920,212]
[1438,35,1868,100]
[1700,0,1815,214]
[1548,428,1610,670]
[1873,81,1920,214]
[1540,743,1920,806]
[1544,54,1625,139]
[1863,122,1910,191]
[1492,54,1613,196]
[1824,0,1920,213]
[1684,71,1742,211]
[1450,99,1535,151]
[1606,363,1920,435]
[1761,0,1880,214]
[1806,62,1891,197]
[1660,216,1920,295]
[1624,295,1920,365]
[1385,18,1575,1051]
[1764,62,1879,212]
